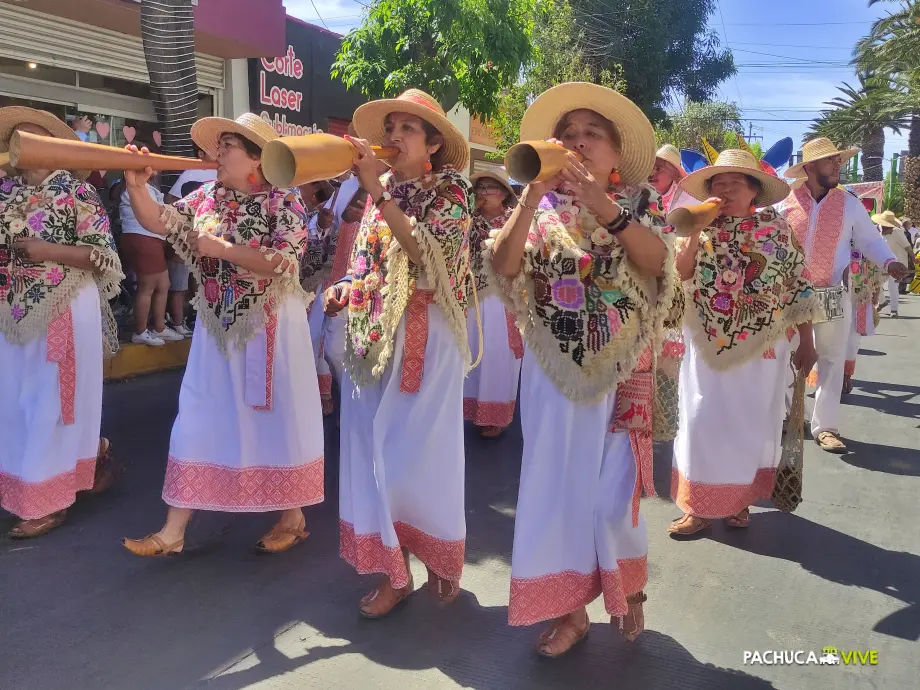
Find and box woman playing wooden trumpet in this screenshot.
[0,107,123,538]
[122,113,324,556]
[486,83,680,657]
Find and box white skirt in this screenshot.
[509,350,648,626]
[0,284,102,519]
[672,329,788,519]
[163,294,324,512]
[339,292,466,589]
[463,295,523,427]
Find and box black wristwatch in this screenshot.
[605,204,632,235]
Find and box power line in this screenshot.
[309,0,329,29]
[716,0,744,110]
[724,20,873,26]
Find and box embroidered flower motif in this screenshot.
[591,227,614,246]
[10,303,25,320]
[739,219,756,232]
[46,267,64,285]
[365,273,380,291]
[533,271,552,306]
[203,278,219,303]
[550,309,584,341]
[710,292,734,315]
[353,254,368,276]
[552,278,585,309]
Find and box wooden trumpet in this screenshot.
[261,133,399,188]
[666,200,722,237]
[8,131,217,173]
[504,140,583,185]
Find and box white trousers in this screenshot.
[887,277,900,313]
[810,291,852,435]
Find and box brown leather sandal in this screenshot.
[479,425,506,439]
[613,591,647,642]
[816,431,847,454]
[667,513,711,536]
[84,437,117,495]
[256,515,309,553]
[360,548,413,619]
[123,533,184,556]
[425,567,461,605]
[841,375,853,396]
[321,395,334,417]
[9,510,67,539]
[725,507,750,528]
[537,612,590,658]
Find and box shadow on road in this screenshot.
[711,511,920,642]
[843,380,920,420]
[840,439,920,476]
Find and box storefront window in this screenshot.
[77,72,152,101]
[0,57,76,86]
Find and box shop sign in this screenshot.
[251,44,323,136]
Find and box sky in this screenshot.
[284,0,907,173]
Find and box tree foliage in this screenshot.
[655,101,743,154]
[572,0,736,121]
[490,0,625,158]
[332,0,535,118]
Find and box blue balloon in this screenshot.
[763,138,794,169]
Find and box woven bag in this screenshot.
[773,360,806,512]
[652,331,683,442]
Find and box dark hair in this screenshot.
[181,180,205,197]
[221,132,262,158]
[704,173,762,195]
[552,109,622,151]
[419,119,447,171]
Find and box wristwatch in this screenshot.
[374,190,393,209]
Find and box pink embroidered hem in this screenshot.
[318,373,333,396]
[463,398,515,427]
[844,360,856,376]
[339,519,465,589]
[0,457,96,520]
[670,467,776,520]
[162,456,324,511]
[508,556,647,626]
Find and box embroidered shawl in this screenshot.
[161,181,309,353]
[469,207,514,299]
[782,186,845,287]
[685,208,819,370]
[301,213,363,296]
[0,171,123,352]
[483,183,680,403]
[849,243,883,336]
[344,167,473,387]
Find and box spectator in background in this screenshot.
[71,114,92,142]
[874,210,912,317]
[903,217,917,245]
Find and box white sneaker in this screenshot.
[153,326,186,342]
[174,324,194,338]
[132,330,166,347]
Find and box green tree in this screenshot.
[655,101,743,154]
[572,0,736,121]
[490,0,625,158]
[805,75,908,182]
[332,0,535,118]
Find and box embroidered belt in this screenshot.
[813,285,845,324]
[505,309,524,360]
[400,289,436,394]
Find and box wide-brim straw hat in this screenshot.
[519,82,656,186]
[470,168,515,198]
[0,106,88,179]
[191,112,279,160]
[785,137,858,179]
[656,144,686,178]
[352,89,469,171]
[871,209,900,228]
[679,149,791,208]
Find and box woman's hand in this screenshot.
[558,151,620,224]
[12,237,55,263]
[347,136,384,198]
[187,230,231,259]
[521,138,566,204]
[123,145,155,190]
[323,282,351,315]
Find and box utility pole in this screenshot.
[889,154,899,207]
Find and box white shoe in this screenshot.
[153,326,186,342]
[174,324,194,338]
[131,330,166,347]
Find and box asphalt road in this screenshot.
[3,296,919,690]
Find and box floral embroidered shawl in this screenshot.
[161,181,309,353]
[685,208,819,369]
[300,210,364,296]
[469,207,514,299]
[344,167,473,386]
[484,183,680,403]
[0,171,122,351]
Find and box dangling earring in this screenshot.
[609,169,622,186]
[749,204,757,215]
[423,160,433,173]
[248,172,259,185]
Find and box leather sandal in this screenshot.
[425,567,461,605]
[360,576,414,619]
[256,515,309,553]
[9,510,67,539]
[725,507,750,529]
[321,395,334,417]
[84,437,118,495]
[667,513,711,536]
[479,425,506,439]
[537,613,590,658]
[123,533,184,556]
[816,431,847,454]
[841,375,853,396]
[613,591,647,642]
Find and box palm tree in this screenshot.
[806,75,908,181]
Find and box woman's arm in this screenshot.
[123,146,168,235]
[675,232,702,281]
[613,219,667,277]
[490,185,540,277]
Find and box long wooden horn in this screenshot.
[0,152,9,169]
[8,131,217,172]
[262,133,399,187]
[666,200,722,236]
[504,141,583,185]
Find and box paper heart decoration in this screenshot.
[152,131,162,147]
[95,121,110,139]
[122,125,136,143]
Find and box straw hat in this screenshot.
[470,168,515,198]
[655,144,686,178]
[679,149,791,208]
[0,106,88,179]
[785,137,858,179]
[191,112,279,160]
[352,89,469,171]
[871,209,900,228]
[518,82,656,186]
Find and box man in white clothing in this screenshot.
[874,210,913,316]
[780,138,911,453]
